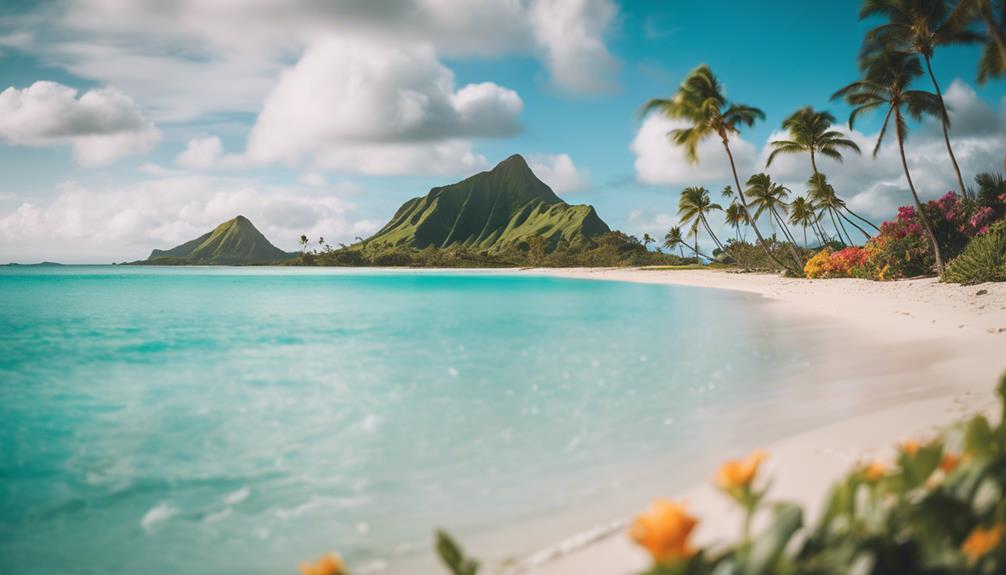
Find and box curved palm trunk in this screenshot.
[700,215,748,269]
[924,54,968,199]
[723,136,801,274]
[828,208,849,245]
[895,111,945,274]
[843,206,880,232]
[837,209,871,241]
[771,207,798,245]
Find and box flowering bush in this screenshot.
[302,373,1006,575]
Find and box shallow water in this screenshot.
[0,267,810,574]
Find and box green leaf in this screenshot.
[964,415,997,460]
[435,530,479,575]
[740,503,803,575]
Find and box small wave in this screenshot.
[504,516,629,573]
[224,486,251,505]
[140,502,179,533]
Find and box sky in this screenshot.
[0,0,1004,263]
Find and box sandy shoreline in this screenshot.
[502,269,1006,575]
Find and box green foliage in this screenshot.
[291,231,691,268]
[435,530,479,575]
[943,221,1006,285]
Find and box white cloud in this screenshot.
[242,38,520,175]
[0,81,160,166]
[529,0,619,93]
[528,153,589,194]
[176,136,246,170]
[8,0,617,122]
[631,115,758,187]
[0,176,378,263]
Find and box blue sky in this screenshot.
[1,0,1004,262]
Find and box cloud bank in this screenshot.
[0,81,160,166]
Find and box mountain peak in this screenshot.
[144,215,294,265]
[363,158,609,253]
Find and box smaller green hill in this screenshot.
[141,215,294,265]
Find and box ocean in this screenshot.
[0,267,816,574]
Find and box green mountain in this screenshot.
[363,154,610,253]
[143,215,294,265]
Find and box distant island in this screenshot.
[131,215,296,265]
[134,155,688,268]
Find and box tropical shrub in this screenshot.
[301,373,1006,575]
[943,221,1006,285]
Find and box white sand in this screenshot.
[506,269,1006,575]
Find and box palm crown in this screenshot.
[641,65,765,164]
[861,0,982,59]
[766,107,861,168]
[832,50,942,157]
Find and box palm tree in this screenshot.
[664,226,686,258]
[861,0,983,198]
[678,186,728,261]
[721,185,735,200]
[641,65,801,274]
[766,106,877,231]
[745,173,800,247]
[642,233,655,249]
[833,50,946,273]
[299,234,309,254]
[789,196,822,247]
[806,173,872,244]
[724,202,749,241]
[953,0,1006,84]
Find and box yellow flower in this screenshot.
[940,452,961,473]
[962,523,1005,563]
[863,460,887,482]
[715,449,767,491]
[299,553,345,575]
[629,499,698,564]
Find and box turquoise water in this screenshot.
[0,267,807,574]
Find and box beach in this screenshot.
[510,269,1006,575]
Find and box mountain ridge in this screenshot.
[364,154,609,252]
[141,215,294,265]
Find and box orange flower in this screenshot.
[715,449,767,491]
[962,523,1005,563]
[899,439,920,456]
[863,460,887,482]
[299,553,345,575]
[940,452,961,473]
[629,499,698,564]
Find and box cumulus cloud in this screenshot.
[176,136,246,170]
[529,0,619,93]
[0,81,160,166]
[238,38,519,175]
[528,153,590,194]
[633,80,1006,222]
[0,176,379,263]
[8,0,617,122]
[631,115,758,187]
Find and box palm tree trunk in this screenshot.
[803,226,808,248]
[701,215,748,269]
[924,54,968,199]
[895,114,945,274]
[828,208,848,245]
[843,206,880,232]
[771,207,798,245]
[722,136,801,274]
[837,209,871,241]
